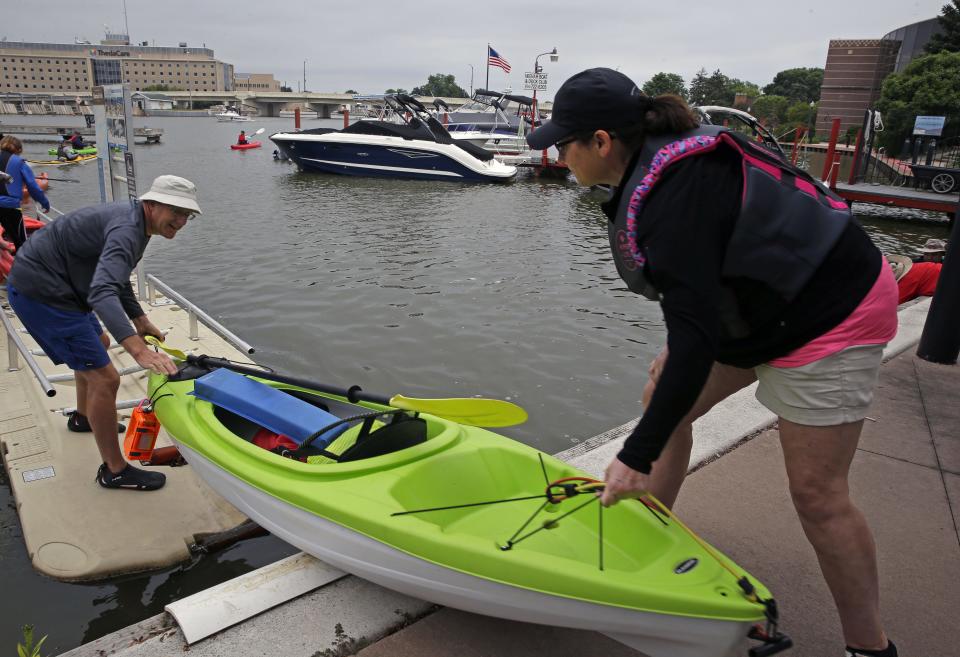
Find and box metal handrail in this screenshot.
[1,308,55,397]
[144,274,255,354]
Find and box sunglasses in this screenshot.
[555,130,617,158]
[555,135,581,158]
[164,204,195,221]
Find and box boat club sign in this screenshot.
[524,72,548,91]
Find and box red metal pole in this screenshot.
[443,111,448,126]
[821,118,841,182]
[343,108,349,130]
[847,128,864,185]
[791,127,802,166]
[295,107,301,130]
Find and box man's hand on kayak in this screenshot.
[121,334,178,375]
[600,458,650,507]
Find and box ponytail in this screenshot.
[615,94,699,152]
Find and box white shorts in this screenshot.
[754,344,885,426]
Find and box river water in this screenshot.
[1,115,952,653]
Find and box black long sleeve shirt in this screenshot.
[601,147,881,473]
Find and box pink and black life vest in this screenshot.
[608,126,852,337]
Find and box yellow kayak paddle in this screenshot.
[146,338,527,428]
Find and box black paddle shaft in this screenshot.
[187,354,393,406]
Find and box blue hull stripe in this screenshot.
[301,157,464,178]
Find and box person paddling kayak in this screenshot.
[57,135,79,162]
[237,130,248,145]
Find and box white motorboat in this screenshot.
[271,94,517,183]
[216,110,253,122]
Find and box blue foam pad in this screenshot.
[192,368,348,447]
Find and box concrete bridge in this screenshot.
[1,90,551,118]
[157,91,479,117]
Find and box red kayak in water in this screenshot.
[230,141,262,150]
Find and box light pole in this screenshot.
[303,59,307,94]
[468,64,474,96]
[532,47,558,125]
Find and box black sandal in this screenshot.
[67,411,126,434]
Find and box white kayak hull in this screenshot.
[177,442,753,657]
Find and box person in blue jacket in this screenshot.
[0,136,50,249]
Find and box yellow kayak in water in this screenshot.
[27,154,97,166]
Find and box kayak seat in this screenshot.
[193,369,349,448]
[279,389,428,463]
[302,414,428,464]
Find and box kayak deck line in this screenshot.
[0,280,249,581]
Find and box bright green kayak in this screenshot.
[148,360,787,657]
[47,146,97,156]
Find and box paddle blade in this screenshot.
[145,336,188,361]
[388,395,528,427]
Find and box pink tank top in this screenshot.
[768,258,898,368]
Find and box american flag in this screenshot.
[488,46,511,73]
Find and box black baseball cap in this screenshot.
[527,68,643,150]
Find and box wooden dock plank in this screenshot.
[834,182,958,215]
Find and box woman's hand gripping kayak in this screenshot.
[600,459,651,507]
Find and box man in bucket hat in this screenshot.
[916,238,946,263]
[6,175,202,491]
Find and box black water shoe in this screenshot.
[95,463,166,491]
[847,640,897,657]
[67,411,125,434]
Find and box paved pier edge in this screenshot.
[56,297,941,657]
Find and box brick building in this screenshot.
[0,35,235,94]
[234,72,281,92]
[816,17,944,137]
[816,39,900,136]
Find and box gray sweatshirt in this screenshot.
[8,201,150,342]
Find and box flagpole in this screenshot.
[485,43,490,90]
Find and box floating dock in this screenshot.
[0,275,249,581]
[1,124,163,144]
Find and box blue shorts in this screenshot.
[7,285,110,371]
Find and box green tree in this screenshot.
[688,68,709,105]
[876,51,960,149]
[689,68,747,106]
[410,73,468,98]
[784,100,818,135]
[384,88,409,95]
[642,72,687,100]
[751,95,789,128]
[142,84,182,92]
[344,89,358,94]
[762,68,824,104]
[925,0,960,53]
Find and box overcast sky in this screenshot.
[4,0,947,98]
